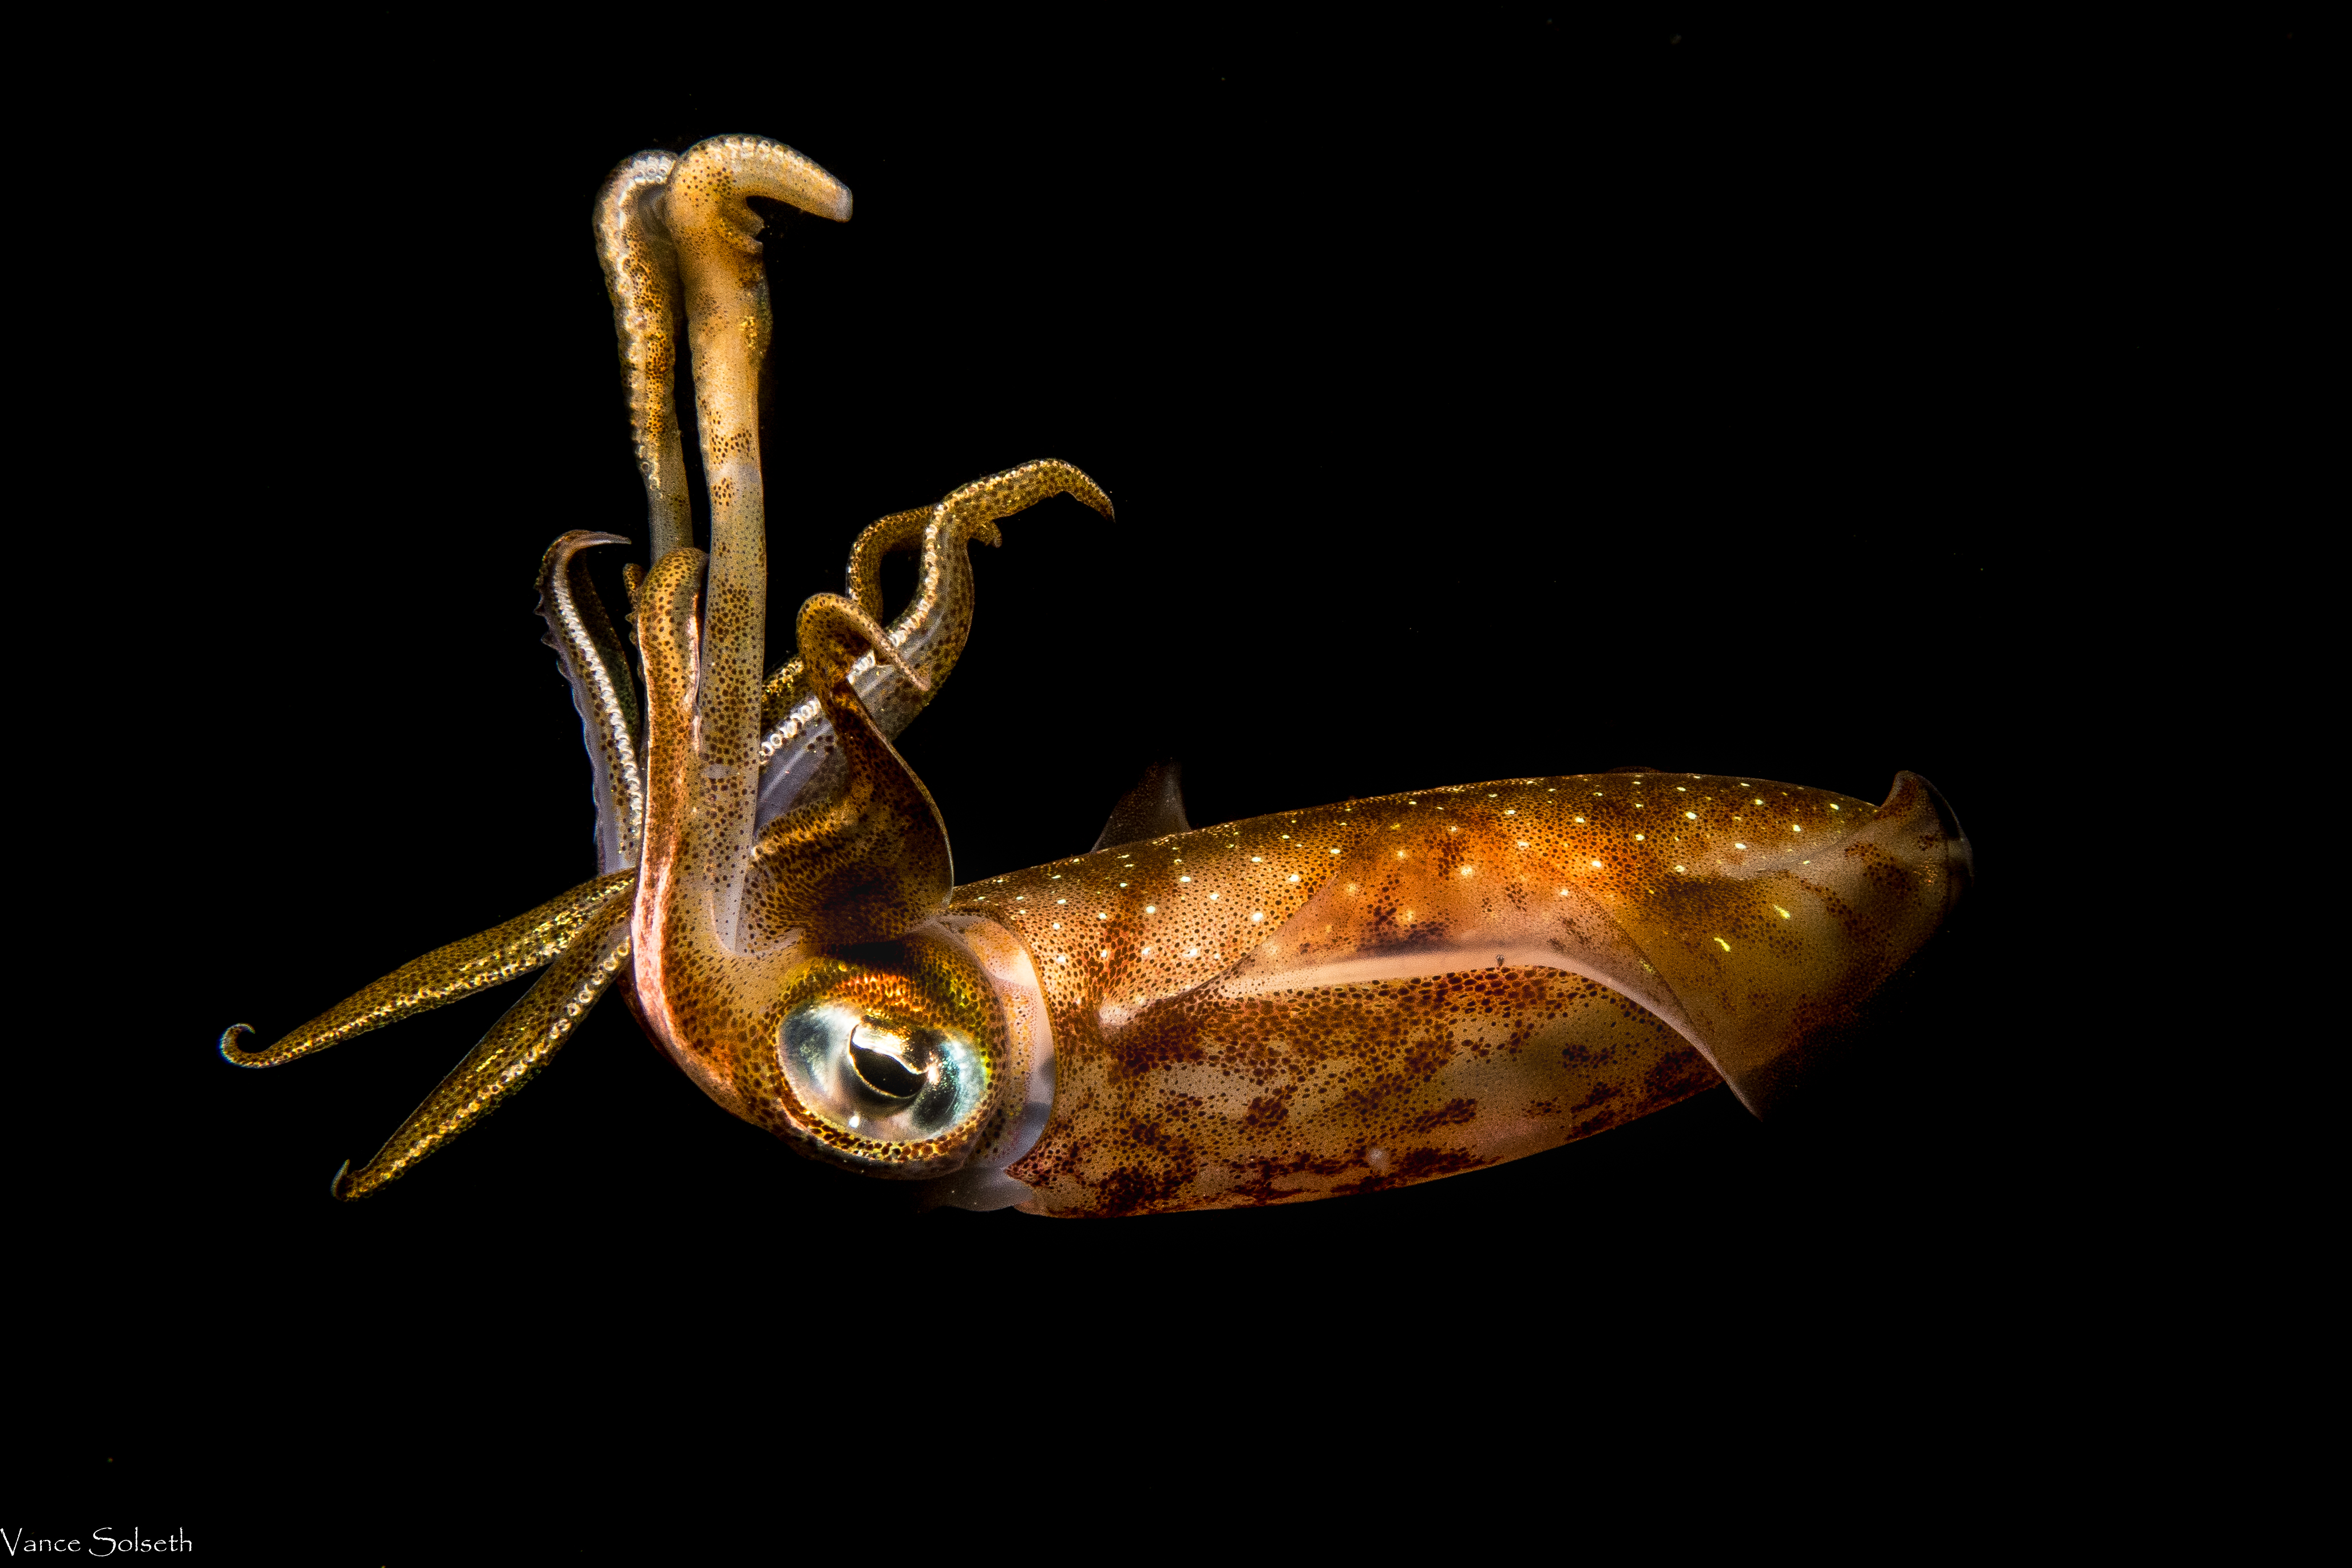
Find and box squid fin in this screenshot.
[1091,757,1193,851]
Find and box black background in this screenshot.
[35,11,2317,1547]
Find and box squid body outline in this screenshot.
[221,134,1973,1218]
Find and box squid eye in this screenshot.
[774,1005,996,1181]
[768,941,1005,1172]
[848,1022,936,1099]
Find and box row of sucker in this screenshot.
[534,530,646,873]
[591,150,692,567]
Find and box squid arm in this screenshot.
[591,149,691,569]
[536,530,644,875]
[219,868,635,1068]
[326,891,636,1199]
[750,461,1114,833]
[216,519,647,1197]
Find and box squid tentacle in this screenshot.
[591,149,692,568]
[844,507,995,626]
[535,530,646,874]
[854,460,1112,744]
[219,869,636,1068]
[663,135,853,953]
[751,459,1115,830]
[328,892,636,1199]
[755,504,933,739]
[627,545,735,1098]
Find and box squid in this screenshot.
[220,134,1972,1218]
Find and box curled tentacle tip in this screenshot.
[219,1023,258,1064]
[539,529,632,560]
[327,1166,381,1203]
[1032,461,1115,520]
[679,135,853,223]
[802,592,928,691]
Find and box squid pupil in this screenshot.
[848,1025,930,1100]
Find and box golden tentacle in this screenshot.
[750,460,1115,829]
[629,546,706,924]
[591,150,691,567]
[663,134,853,950]
[627,546,723,1096]
[219,869,636,1068]
[329,892,636,1199]
[844,506,984,624]
[534,530,645,874]
[755,505,932,739]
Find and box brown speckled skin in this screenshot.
[950,771,1966,1215]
